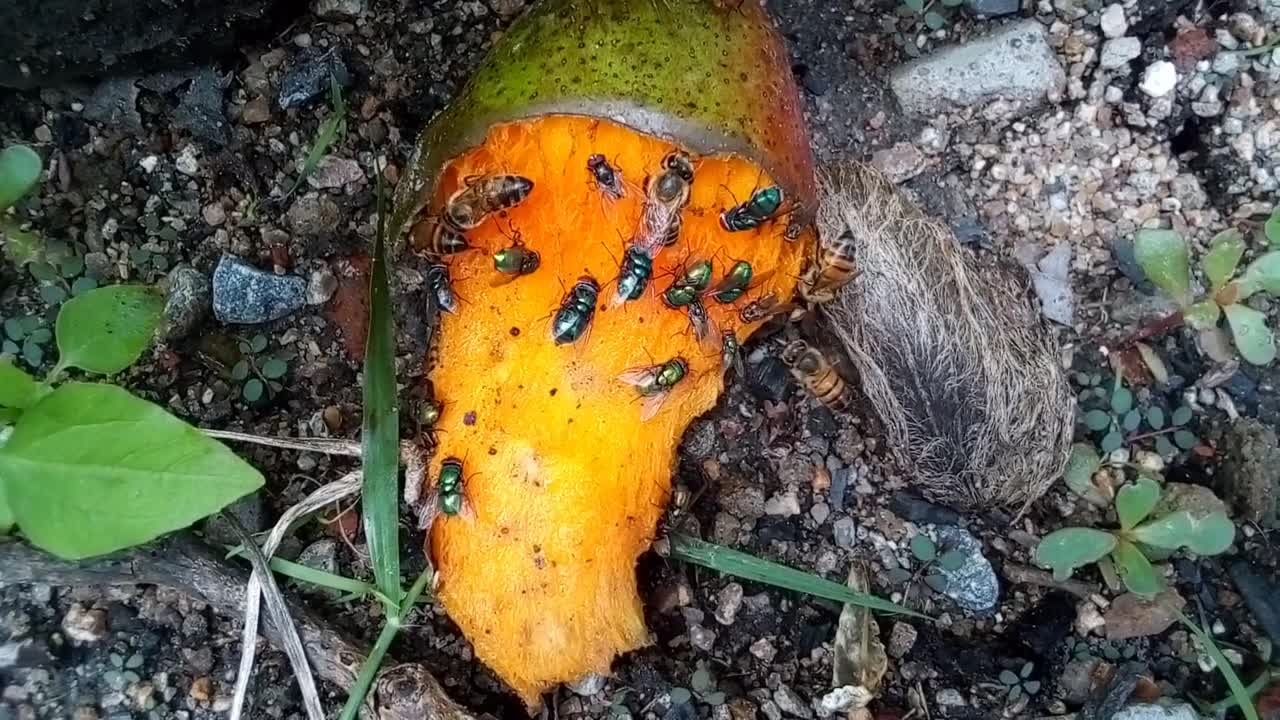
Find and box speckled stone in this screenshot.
[933,526,999,612]
[212,255,307,324]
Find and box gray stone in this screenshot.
[172,69,229,145]
[203,493,266,545]
[689,624,716,651]
[1111,703,1202,720]
[311,0,365,17]
[963,0,1020,17]
[278,47,351,109]
[1099,4,1127,38]
[772,686,811,719]
[764,490,801,517]
[889,20,1064,116]
[568,672,606,697]
[157,266,212,341]
[887,621,918,658]
[1100,37,1142,68]
[1219,419,1280,527]
[306,156,364,189]
[212,255,307,324]
[714,583,744,625]
[83,77,142,131]
[286,193,342,237]
[1140,61,1177,98]
[297,539,338,576]
[870,143,925,183]
[832,517,857,548]
[933,526,999,612]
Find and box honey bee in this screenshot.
[633,151,694,254]
[738,292,794,323]
[800,227,858,304]
[781,340,847,410]
[444,174,534,230]
[412,216,472,257]
[618,357,689,421]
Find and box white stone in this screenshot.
[1212,52,1241,75]
[1140,61,1178,97]
[1111,703,1201,720]
[175,145,200,176]
[764,490,801,517]
[139,155,159,173]
[1100,37,1141,68]
[1100,4,1128,38]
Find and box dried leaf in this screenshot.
[833,563,888,694]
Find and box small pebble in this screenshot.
[307,267,339,305]
[689,624,717,652]
[832,517,856,548]
[61,605,108,644]
[764,490,801,517]
[714,583,744,625]
[1139,62,1178,97]
[888,621,918,658]
[750,638,777,663]
[212,255,307,324]
[772,685,812,719]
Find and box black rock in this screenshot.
[747,355,793,403]
[82,77,142,132]
[278,48,352,110]
[173,69,230,146]
[0,639,54,669]
[662,702,697,720]
[889,492,962,525]
[964,0,1021,16]
[801,68,831,96]
[806,406,839,437]
[1005,591,1075,658]
[951,215,989,246]
[0,0,300,89]
[1230,560,1280,647]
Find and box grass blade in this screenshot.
[337,569,434,720]
[1180,612,1260,720]
[669,534,924,618]
[283,75,347,199]
[362,165,402,608]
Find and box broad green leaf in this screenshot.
[1267,208,1280,248]
[1134,229,1192,306]
[1238,252,1280,299]
[242,378,264,402]
[0,144,42,212]
[1084,409,1112,431]
[669,534,922,617]
[1062,443,1101,498]
[1184,300,1221,331]
[1116,477,1160,530]
[1132,510,1234,554]
[1155,435,1176,457]
[1033,528,1116,580]
[0,358,43,409]
[260,358,288,379]
[1203,229,1245,290]
[1112,540,1163,596]
[910,533,936,562]
[1223,303,1277,365]
[0,382,263,559]
[1111,388,1133,414]
[55,285,163,375]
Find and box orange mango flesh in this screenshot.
[416,115,810,707]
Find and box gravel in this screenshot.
[211,255,308,324]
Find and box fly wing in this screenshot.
[639,390,671,422]
[617,366,659,387]
[415,487,441,533]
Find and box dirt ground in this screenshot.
[1,0,1279,718]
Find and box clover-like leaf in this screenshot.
[903,0,925,12]
[1116,476,1161,530]
[0,144,42,212]
[1062,443,1101,498]
[1033,528,1117,580]
[1183,300,1221,331]
[1174,429,1198,450]
[1134,229,1192,306]
[1223,303,1277,365]
[1084,409,1112,431]
[55,285,164,375]
[938,550,966,571]
[910,533,936,563]
[1238,252,1280,300]
[1101,431,1124,453]
[1171,406,1193,426]
[1203,229,1245,290]
[1122,410,1141,432]
[1146,407,1165,430]
[924,10,946,28]
[1111,387,1133,414]
[1111,540,1163,596]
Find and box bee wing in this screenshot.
[617,366,658,386]
[639,390,671,422]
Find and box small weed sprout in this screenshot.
[232,334,292,403]
[1073,373,1198,460]
[1035,473,1234,596]
[1134,226,1280,364]
[886,0,963,56]
[999,661,1040,703]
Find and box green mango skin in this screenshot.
[390,0,817,245]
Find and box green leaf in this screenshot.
[1203,229,1246,290]
[1112,540,1163,596]
[55,285,163,375]
[250,334,269,353]
[1223,303,1276,365]
[1132,510,1235,554]
[1033,527,1116,580]
[2,226,44,266]
[1155,435,1176,457]
[999,670,1019,685]
[242,379,264,403]
[0,144,42,212]
[1180,614,1261,720]
[0,382,263,559]
[1084,409,1112,431]
[1111,387,1133,414]
[903,0,925,12]
[1116,476,1160,530]
[668,534,922,617]
[1171,406,1193,426]
[1238,252,1280,299]
[924,10,946,29]
[0,486,12,534]
[0,359,43,409]
[260,358,288,380]
[70,277,98,296]
[1184,300,1221,331]
[1146,407,1165,430]
[1100,431,1124,453]
[39,285,66,305]
[231,359,251,381]
[1062,443,1101,498]
[910,533,936,563]
[1122,409,1141,432]
[941,0,962,6]
[923,573,949,592]
[1266,208,1280,248]
[1174,429,1198,450]
[938,549,966,571]
[1024,680,1041,694]
[1134,229,1192,306]
[60,255,84,279]
[363,168,402,608]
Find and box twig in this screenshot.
[1001,563,1099,600]
[225,515,325,720]
[230,471,363,720]
[0,535,481,719]
[203,429,363,457]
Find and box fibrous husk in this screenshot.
[817,161,1073,512]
